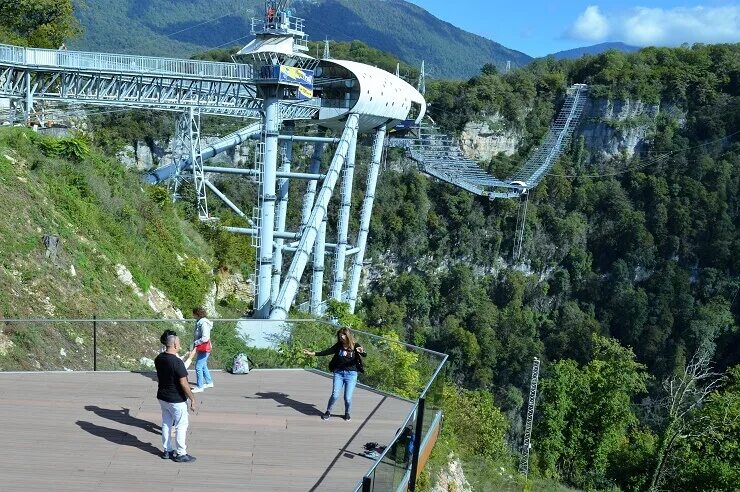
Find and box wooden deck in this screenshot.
[0,369,413,491]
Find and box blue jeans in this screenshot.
[195,351,212,388]
[327,370,358,414]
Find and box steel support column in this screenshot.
[311,214,328,315]
[301,137,325,229]
[189,107,209,220]
[348,125,386,311]
[271,122,293,304]
[24,71,31,124]
[255,93,280,318]
[270,114,359,320]
[331,127,358,301]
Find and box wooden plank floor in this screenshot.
[0,369,413,491]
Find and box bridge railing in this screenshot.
[0,43,253,80]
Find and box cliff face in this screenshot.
[460,97,685,163]
[579,98,684,159]
[459,113,521,161]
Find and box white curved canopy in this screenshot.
[315,59,426,133]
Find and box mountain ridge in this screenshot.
[70,0,531,79]
[547,41,641,60]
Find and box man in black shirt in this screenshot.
[155,331,198,462]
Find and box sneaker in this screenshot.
[172,454,196,463]
[191,387,204,393]
[203,382,214,389]
[321,411,331,420]
[161,450,172,460]
[344,413,351,421]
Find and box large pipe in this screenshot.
[276,134,340,144]
[271,123,293,304]
[144,121,261,184]
[270,113,359,320]
[255,94,280,318]
[331,126,358,301]
[223,227,299,240]
[348,125,386,311]
[201,166,322,180]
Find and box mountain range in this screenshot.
[70,0,531,79]
[548,42,641,60]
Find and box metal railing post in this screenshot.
[409,397,425,491]
[361,476,371,492]
[93,315,97,371]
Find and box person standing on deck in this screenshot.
[304,327,367,421]
[155,331,197,462]
[191,306,213,393]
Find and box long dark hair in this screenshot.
[336,327,356,350]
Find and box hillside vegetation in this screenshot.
[363,44,739,491]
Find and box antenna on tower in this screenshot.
[323,38,330,59]
[519,357,541,479]
[417,60,426,95]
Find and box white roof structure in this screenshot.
[315,59,426,133]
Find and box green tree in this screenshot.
[665,365,740,491]
[0,0,80,48]
[535,335,648,488]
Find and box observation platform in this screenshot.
[0,369,413,491]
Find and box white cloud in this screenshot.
[567,5,610,42]
[565,5,740,46]
[622,7,740,46]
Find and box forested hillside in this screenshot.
[361,44,739,490]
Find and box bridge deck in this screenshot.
[0,369,412,491]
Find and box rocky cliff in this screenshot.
[458,96,685,164]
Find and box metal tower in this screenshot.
[519,356,540,478]
[417,60,426,95]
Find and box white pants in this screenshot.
[159,399,188,456]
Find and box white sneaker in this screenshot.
[203,383,214,389]
[191,387,204,393]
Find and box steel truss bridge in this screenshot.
[0,27,587,322]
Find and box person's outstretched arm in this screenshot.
[303,343,337,357]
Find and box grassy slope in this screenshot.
[0,127,213,370]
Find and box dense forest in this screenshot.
[360,44,740,490]
[1,2,738,490]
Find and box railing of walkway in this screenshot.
[0,43,253,80]
[0,317,447,491]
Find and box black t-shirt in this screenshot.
[155,352,188,403]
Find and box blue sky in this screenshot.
[406,1,740,56]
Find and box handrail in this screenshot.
[355,401,420,491]
[0,43,253,80]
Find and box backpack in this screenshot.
[232,353,254,374]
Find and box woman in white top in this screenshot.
[191,306,213,393]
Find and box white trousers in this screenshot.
[159,399,188,456]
